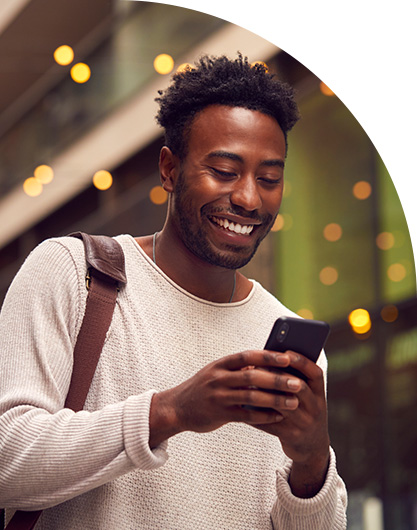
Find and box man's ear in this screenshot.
[159,146,179,193]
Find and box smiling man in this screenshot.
[0,54,347,529]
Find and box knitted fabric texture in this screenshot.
[0,235,347,529]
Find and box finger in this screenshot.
[221,350,291,371]
[225,387,300,412]
[284,350,325,387]
[222,365,303,395]
[233,405,285,425]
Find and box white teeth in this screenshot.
[211,216,254,235]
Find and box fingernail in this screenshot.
[275,354,289,365]
[285,397,298,409]
[287,378,300,390]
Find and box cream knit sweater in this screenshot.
[0,235,347,529]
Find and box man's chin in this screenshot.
[204,244,259,270]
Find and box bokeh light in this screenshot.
[387,263,407,282]
[348,308,371,334]
[319,81,335,96]
[283,181,292,198]
[353,180,372,200]
[149,185,168,205]
[53,45,74,66]
[176,63,193,73]
[376,232,395,250]
[296,308,314,319]
[319,266,338,285]
[154,54,174,75]
[271,213,293,232]
[251,60,269,71]
[70,63,91,83]
[93,170,113,190]
[271,214,284,232]
[34,165,54,184]
[323,223,343,242]
[23,177,43,197]
[381,304,399,323]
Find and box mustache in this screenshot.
[203,205,273,225]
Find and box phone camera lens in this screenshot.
[277,322,289,342]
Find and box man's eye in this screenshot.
[212,168,236,178]
[259,177,282,185]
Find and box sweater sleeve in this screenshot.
[270,447,347,529]
[0,239,168,511]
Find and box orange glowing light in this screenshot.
[93,170,113,190]
[353,180,372,200]
[387,263,406,282]
[149,186,168,205]
[376,232,395,250]
[176,63,193,73]
[251,61,269,71]
[348,308,371,334]
[296,308,314,319]
[319,82,335,96]
[319,266,338,285]
[53,45,74,66]
[381,305,399,323]
[323,223,343,242]
[34,165,54,184]
[23,177,43,197]
[154,54,174,75]
[70,63,91,83]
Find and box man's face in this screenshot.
[169,105,287,269]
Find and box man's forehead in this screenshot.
[186,105,286,158]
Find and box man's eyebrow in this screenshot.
[207,150,285,168]
[206,151,243,163]
[261,159,285,169]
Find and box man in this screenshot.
[0,54,347,528]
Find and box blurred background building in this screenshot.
[0,1,416,528]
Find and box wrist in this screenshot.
[149,390,182,448]
[289,448,330,498]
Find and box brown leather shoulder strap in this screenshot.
[5,233,126,530]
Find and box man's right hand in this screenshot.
[148,350,299,448]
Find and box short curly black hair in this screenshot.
[155,53,300,159]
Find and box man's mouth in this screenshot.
[209,215,255,235]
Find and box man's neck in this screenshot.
[135,230,252,303]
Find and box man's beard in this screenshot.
[173,172,275,270]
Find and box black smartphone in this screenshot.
[264,316,330,379]
[243,316,330,411]
[265,316,330,360]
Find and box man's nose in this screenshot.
[230,175,262,212]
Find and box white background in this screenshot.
[134,0,417,282]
